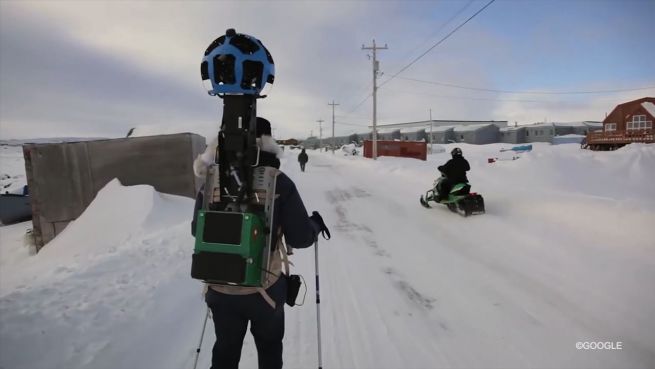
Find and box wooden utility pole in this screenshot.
[362,39,388,160]
[328,100,339,154]
[316,119,324,149]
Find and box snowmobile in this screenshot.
[419,174,485,217]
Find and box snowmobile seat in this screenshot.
[452,183,471,196]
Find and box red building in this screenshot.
[585,97,654,150]
[363,140,427,161]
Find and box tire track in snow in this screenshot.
[322,182,446,366]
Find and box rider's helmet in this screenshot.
[451,147,463,158]
[201,29,275,96]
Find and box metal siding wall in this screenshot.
[25,133,205,249]
[555,126,573,135]
[500,131,513,143]
[517,129,526,143]
[477,126,500,144]
[86,135,196,197]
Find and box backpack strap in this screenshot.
[257,287,276,309]
[278,227,294,275]
[256,228,290,310]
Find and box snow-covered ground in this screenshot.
[0,145,27,194]
[1,142,654,369]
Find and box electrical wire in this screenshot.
[382,88,548,103]
[395,76,655,95]
[388,0,475,76]
[378,0,497,90]
[341,0,495,116]
[334,121,369,127]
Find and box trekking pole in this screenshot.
[314,239,323,369]
[192,307,210,369]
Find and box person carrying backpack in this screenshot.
[191,117,330,369]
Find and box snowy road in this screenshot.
[280,148,655,369]
[1,144,654,369]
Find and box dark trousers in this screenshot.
[205,277,287,369]
[299,162,306,172]
[437,178,454,199]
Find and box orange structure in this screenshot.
[363,140,427,161]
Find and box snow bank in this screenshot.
[0,145,27,194]
[0,179,204,369]
[552,134,585,144]
[340,143,359,156]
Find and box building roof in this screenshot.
[604,97,655,124]
[500,126,526,132]
[524,123,555,128]
[552,121,602,127]
[400,127,423,133]
[373,119,507,129]
[642,101,655,119]
[453,123,496,132]
[430,125,455,132]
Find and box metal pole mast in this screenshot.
[362,39,388,160]
[328,100,339,154]
[316,119,324,150]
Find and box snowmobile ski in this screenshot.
[419,195,431,208]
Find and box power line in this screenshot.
[395,76,655,95]
[344,93,372,116]
[334,121,369,127]
[381,88,549,103]
[391,0,475,72]
[378,0,496,90]
[340,1,475,117]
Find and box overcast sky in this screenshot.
[1,0,654,140]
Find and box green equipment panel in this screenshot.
[191,210,266,286]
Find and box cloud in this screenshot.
[493,91,655,125]
[0,4,217,139]
[1,1,653,140]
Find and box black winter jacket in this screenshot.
[192,151,318,250]
[298,151,308,164]
[437,156,470,183]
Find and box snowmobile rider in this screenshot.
[436,147,470,202]
[191,117,330,369]
[297,148,308,172]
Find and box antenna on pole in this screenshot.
[362,39,388,160]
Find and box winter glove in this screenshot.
[309,211,331,240]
